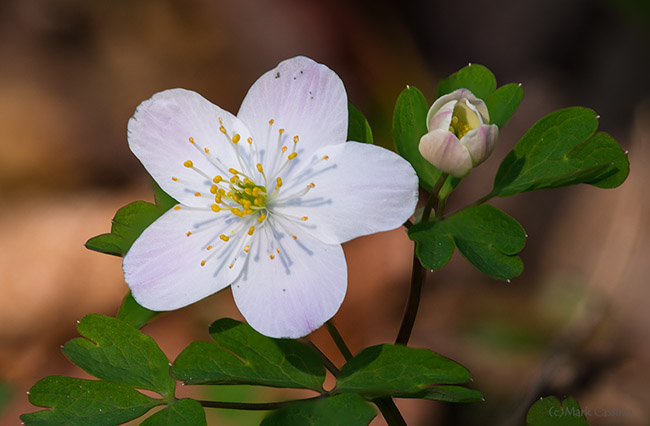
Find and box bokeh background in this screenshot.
[1,0,649,424]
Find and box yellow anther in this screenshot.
[269,119,274,125]
[257,163,264,173]
[214,194,222,203]
[189,137,195,143]
[201,260,206,266]
[184,160,193,168]
[248,226,255,236]
[231,193,240,202]
[293,135,299,143]
[210,185,218,194]
[257,214,267,223]
[229,168,239,175]
[292,235,297,240]
[206,245,213,250]
[228,263,234,269]
[243,209,253,215]
[204,147,210,154]
[186,231,192,236]
[211,204,221,212]
[279,128,285,135]
[213,175,223,184]
[218,188,226,195]
[247,137,253,144]
[243,177,253,184]
[281,146,287,153]
[322,155,329,160]
[220,234,230,242]
[244,188,253,195]
[307,182,315,188]
[172,176,178,181]
[276,248,280,254]
[252,187,261,197]
[230,176,239,184]
[269,254,275,260]
[194,192,201,197]
[231,207,243,217]
[174,206,181,210]
[276,177,283,188]
[218,117,223,124]
[301,216,308,221]
[288,152,297,160]
[232,133,241,144]
[219,126,226,134]
[244,245,250,253]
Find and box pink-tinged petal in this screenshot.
[237,57,348,166]
[128,89,254,206]
[461,124,499,167]
[231,216,347,338]
[123,207,248,310]
[419,129,473,178]
[272,142,419,245]
[427,100,456,131]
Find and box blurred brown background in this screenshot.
[1,0,649,425]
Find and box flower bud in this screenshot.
[418,88,498,178]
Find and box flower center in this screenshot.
[449,99,482,139]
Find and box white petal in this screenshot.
[426,88,490,125]
[419,129,473,178]
[231,216,347,338]
[427,100,456,131]
[461,124,499,167]
[237,57,348,166]
[272,142,418,245]
[128,89,254,206]
[123,206,249,310]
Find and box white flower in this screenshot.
[418,88,498,178]
[123,56,418,338]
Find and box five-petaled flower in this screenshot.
[123,56,418,338]
[419,88,498,178]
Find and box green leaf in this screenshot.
[409,205,526,279]
[140,399,207,426]
[393,86,444,191]
[116,292,159,329]
[348,102,373,144]
[62,314,176,399]
[394,385,484,403]
[171,318,325,391]
[493,107,629,196]
[261,394,376,426]
[20,376,160,426]
[336,344,471,395]
[485,83,523,128]
[85,182,178,257]
[526,396,589,426]
[437,64,497,100]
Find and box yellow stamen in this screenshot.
[293,135,299,143]
[279,129,285,135]
[247,137,253,144]
[231,208,243,217]
[257,214,267,223]
[184,160,193,168]
[276,177,283,188]
[194,192,201,197]
[232,133,241,144]
[201,260,206,266]
[204,147,210,154]
[172,176,178,181]
[174,206,181,210]
[288,152,297,160]
[189,137,195,143]
[257,163,264,173]
[301,216,308,221]
[248,226,255,236]
[211,204,221,212]
[244,245,250,253]
[186,231,192,236]
[219,126,226,134]
[213,175,223,183]
[281,146,287,153]
[269,254,275,260]
[229,168,239,175]
[206,245,213,250]
[269,119,274,125]
[322,155,329,160]
[292,235,297,240]
[220,234,230,242]
[210,185,218,194]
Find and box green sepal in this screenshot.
[116,291,159,329]
[437,63,497,100]
[336,344,472,396]
[20,376,161,426]
[408,205,526,280]
[348,102,373,144]
[394,385,484,403]
[485,83,523,128]
[62,314,176,399]
[493,107,629,196]
[261,394,376,426]
[171,318,325,391]
[526,396,589,426]
[139,398,207,426]
[85,181,178,257]
[393,86,446,191]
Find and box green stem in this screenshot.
[395,250,425,345]
[373,397,408,426]
[325,321,353,361]
[305,340,340,377]
[198,395,324,410]
[421,173,449,222]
